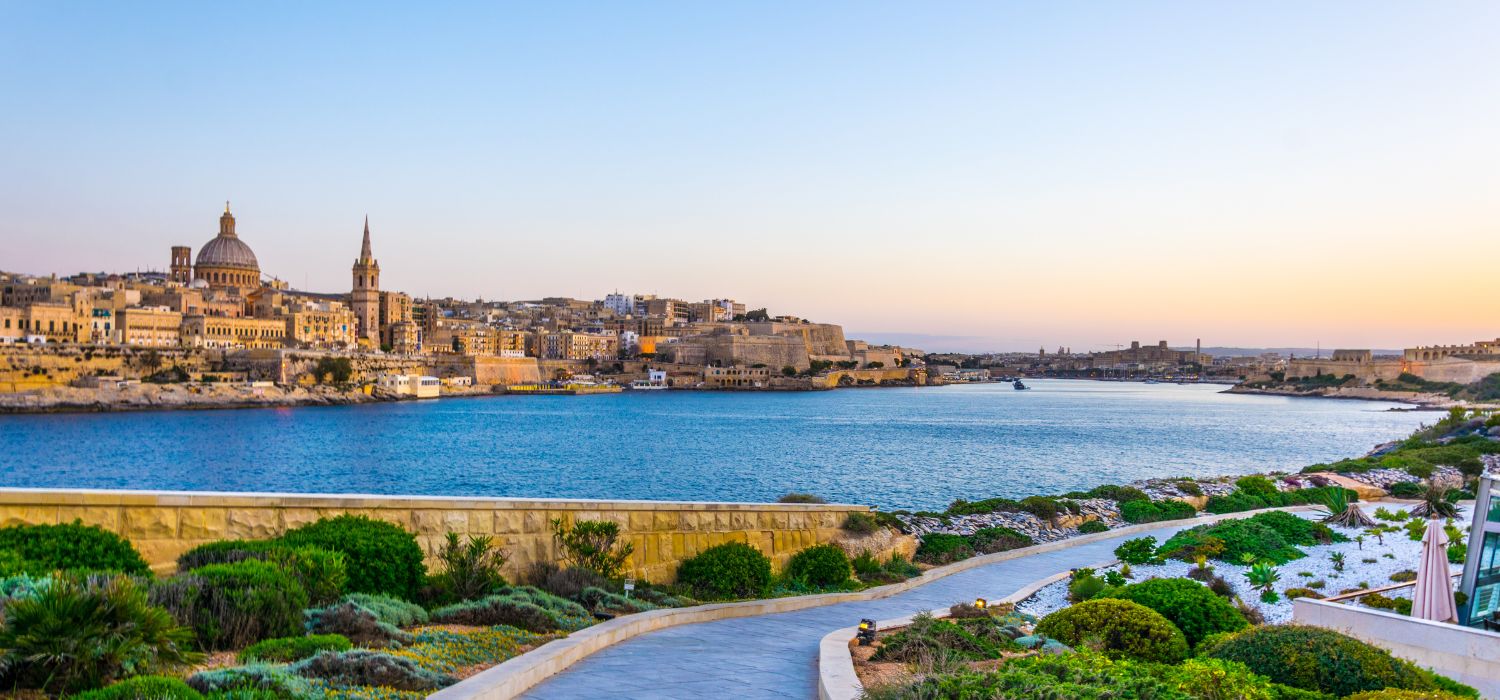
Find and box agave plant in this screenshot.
[1245,562,1281,594]
[1316,487,1376,527]
[1409,481,1459,519]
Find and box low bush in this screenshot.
[291,650,456,692]
[177,540,346,606]
[1363,592,1414,615]
[426,532,507,605]
[1099,577,1247,647]
[1159,519,1304,564]
[968,526,1032,553]
[777,492,826,503]
[1345,692,1468,700]
[304,601,411,648]
[1283,587,1322,600]
[0,521,150,576]
[169,560,309,650]
[870,612,1013,663]
[1250,510,1337,546]
[1078,520,1109,534]
[1068,568,1107,602]
[0,576,200,694]
[1113,536,1159,565]
[1235,475,1281,500]
[429,587,590,632]
[1071,484,1151,503]
[577,585,657,614]
[1034,598,1188,663]
[1201,624,1474,697]
[676,542,773,600]
[238,633,352,663]
[1390,481,1424,498]
[785,544,852,587]
[1204,491,1269,514]
[279,515,426,600]
[187,664,313,697]
[71,675,203,700]
[1019,495,1062,520]
[1119,499,1197,524]
[551,518,634,579]
[914,533,973,565]
[851,550,882,576]
[341,592,429,627]
[841,512,878,534]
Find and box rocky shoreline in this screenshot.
[1224,384,1458,408]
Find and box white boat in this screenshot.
[627,379,668,391]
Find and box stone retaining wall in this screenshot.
[0,489,914,583]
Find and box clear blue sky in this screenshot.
[2,2,1496,352]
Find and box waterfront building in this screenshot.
[180,315,285,349]
[350,217,381,346]
[115,307,182,347]
[703,365,773,388]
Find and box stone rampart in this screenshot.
[0,489,913,584]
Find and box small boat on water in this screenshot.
[1013,380,1029,390]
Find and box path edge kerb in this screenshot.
[432,504,1323,700]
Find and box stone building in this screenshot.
[115,307,182,347]
[181,315,286,349]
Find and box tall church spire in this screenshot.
[360,215,372,261]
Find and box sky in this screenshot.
[1,2,1496,353]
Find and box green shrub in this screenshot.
[1068,569,1107,602]
[1201,624,1472,697]
[238,633,352,663]
[340,592,429,626]
[1205,491,1270,514]
[1034,598,1188,663]
[0,521,150,576]
[968,526,1032,553]
[1175,480,1204,497]
[550,518,634,579]
[841,512,878,534]
[1019,495,1062,520]
[1099,577,1247,647]
[676,542,773,600]
[1078,520,1109,534]
[429,587,589,632]
[1249,510,1336,546]
[1390,481,1423,498]
[851,550,882,576]
[914,533,973,565]
[291,649,456,692]
[777,492,825,503]
[1079,484,1151,503]
[1160,519,1303,564]
[0,575,200,694]
[280,515,426,599]
[72,675,204,700]
[1114,536,1159,565]
[1344,691,1468,700]
[785,544,851,587]
[186,664,313,697]
[177,540,347,606]
[304,601,411,648]
[1120,499,1196,524]
[1235,476,1281,500]
[426,532,507,605]
[163,560,308,650]
[870,612,1008,663]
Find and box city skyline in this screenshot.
[2,2,1497,352]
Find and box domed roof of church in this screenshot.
[195,203,260,271]
[196,234,259,270]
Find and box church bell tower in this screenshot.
[351,216,381,345]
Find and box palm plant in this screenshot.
[1409,481,1459,519]
[1245,562,1281,595]
[1330,552,1346,572]
[1316,487,1376,527]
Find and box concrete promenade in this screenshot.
[520,522,1198,700]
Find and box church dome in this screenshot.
[196,234,259,270]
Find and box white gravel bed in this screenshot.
[1015,510,1470,625]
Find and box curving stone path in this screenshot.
[520,521,1204,700]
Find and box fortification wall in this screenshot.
[0,346,214,392]
[0,489,913,584]
[1284,358,1403,382]
[1404,358,1500,385]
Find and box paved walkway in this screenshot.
[521,522,1199,700]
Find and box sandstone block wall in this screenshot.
[0,490,914,584]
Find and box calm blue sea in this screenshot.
[0,380,1429,510]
